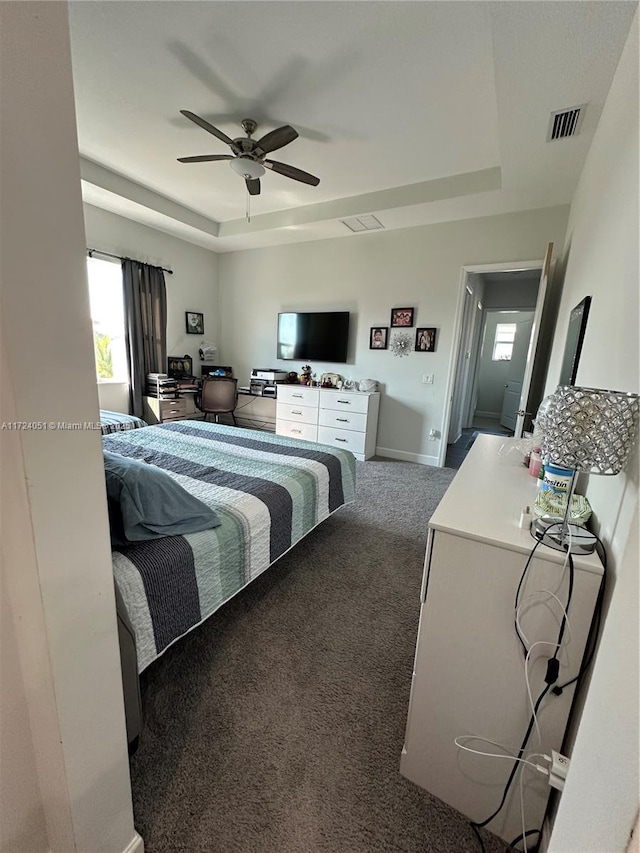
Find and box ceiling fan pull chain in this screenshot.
[246,188,251,223]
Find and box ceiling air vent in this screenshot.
[340,214,384,233]
[547,104,587,142]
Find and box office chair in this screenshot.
[197,377,238,425]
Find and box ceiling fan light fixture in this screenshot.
[230,157,265,180]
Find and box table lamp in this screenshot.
[534,385,639,554]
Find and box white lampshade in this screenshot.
[230,157,265,180]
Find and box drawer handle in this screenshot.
[292,393,303,398]
[291,410,303,415]
[336,418,349,423]
[336,400,352,405]
[335,437,347,442]
[292,429,302,434]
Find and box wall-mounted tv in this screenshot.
[277,311,350,363]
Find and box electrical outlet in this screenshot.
[422,374,434,385]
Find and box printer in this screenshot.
[251,368,288,382]
[250,368,288,397]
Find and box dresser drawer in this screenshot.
[276,402,319,425]
[318,408,367,433]
[278,385,320,406]
[320,390,371,414]
[160,398,187,417]
[317,425,366,455]
[276,419,318,442]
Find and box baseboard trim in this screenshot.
[375,446,439,467]
[123,831,144,853]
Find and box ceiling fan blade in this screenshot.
[246,178,261,196]
[254,125,298,156]
[263,159,320,186]
[177,154,234,163]
[180,110,239,152]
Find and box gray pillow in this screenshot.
[103,450,220,545]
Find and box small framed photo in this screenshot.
[369,326,389,350]
[415,327,437,352]
[186,311,204,335]
[390,307,414,328]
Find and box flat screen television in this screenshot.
[277,311,350,363]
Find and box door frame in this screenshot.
[439,259,544,467]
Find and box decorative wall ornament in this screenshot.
[391,331,413,357]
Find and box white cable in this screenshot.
[453,736,549,774]
[515,589,573,649]
[519,752,549,853]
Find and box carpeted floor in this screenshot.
[130,458,507,853]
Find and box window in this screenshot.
[87,257,128,382]
[492,322,517,361]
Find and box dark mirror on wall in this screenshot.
[559,296,591,386]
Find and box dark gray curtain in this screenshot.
[122,259,167,417]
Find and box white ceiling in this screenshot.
[68,1,637,253]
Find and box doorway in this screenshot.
[443,262,545,468]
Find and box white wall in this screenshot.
[547,11,639,853]
[83,204,219,412]
[219,205,569,464]
[0,4,140,852]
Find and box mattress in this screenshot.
[102,420,356,671]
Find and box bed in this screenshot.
[99,409,147,435]
[103,420,356,675]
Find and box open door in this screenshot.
[499,315,534,431]
[513,242,553,437]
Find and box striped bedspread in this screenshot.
[103,421,356,671]
[100,409,147,435]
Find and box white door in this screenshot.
[500,316,534,431]
[513,243,553,437]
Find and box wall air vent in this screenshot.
[340,214,384,233]
[547,104,587,142]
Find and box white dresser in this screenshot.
[276,386,380,460]
[400,435,603,843]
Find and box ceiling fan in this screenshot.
[177,111,320,196]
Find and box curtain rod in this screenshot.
[86,247,173,275]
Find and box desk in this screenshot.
[234,392,276,432]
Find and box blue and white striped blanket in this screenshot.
[100,410,147,435]
[103,421,356,671]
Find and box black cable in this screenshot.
[507,828,541,851]
[553,533,607,695]
[470,528,577,850]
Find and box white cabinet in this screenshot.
[276,386,380,460]
[400,435,603,844]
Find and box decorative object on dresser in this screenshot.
[390,331,413,357]
[390,307,414,327]
[370,327,389,349]
[276,385,380,461]
[185,311,204,334]
[400,434,604,845]
[415,327,437,352]
[535,385,639,554]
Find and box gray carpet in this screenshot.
[130,458,507,853]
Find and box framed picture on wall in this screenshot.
[369,327,389,349]
[390,307,414,327]
[186,311,204,335]
[415,327,437,352]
